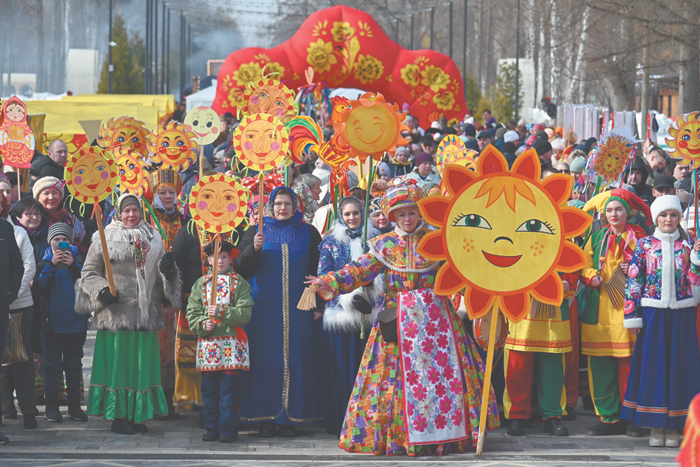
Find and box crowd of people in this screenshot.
[0,101,697,455]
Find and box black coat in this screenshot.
[30,154,64,181]
[0,219,24,324]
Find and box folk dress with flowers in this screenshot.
[317,223,499,456]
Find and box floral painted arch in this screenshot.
[211,5,469,127]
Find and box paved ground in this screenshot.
[0,332,681,466]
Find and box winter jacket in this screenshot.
[74,224,181,332]
[10,215,50,263]
[186,270,254,338]
[387,160,412,178]
[9,225,35,312]
[0,218,23,322]
[406,167,442,193]
[624,228,700,328]
[29,154,64,182]
[35,245,87,334]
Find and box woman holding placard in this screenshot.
[236,186,324,438]
[75,194,181,435]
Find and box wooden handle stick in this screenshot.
[258,173,264,234]
[476,303,499,455]
[209,236,221,306]
[94,204,116,296]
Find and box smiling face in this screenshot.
[98,116,150,159]
[38,188,61,212]
[64,147,117,203]
[444,177,562,293]
[189,175,248,233]
[667,112,700,168]
[233,114,289,171]
[248,85,290,117]
[116,153,149,196]
[148,121,198,170]
[6,103,25,122]
[345,105,398,155]
[184,107,221,145]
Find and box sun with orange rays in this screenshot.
[417,146,592,322]
[333,92,409,163]
[147,121,199,171]
[97,116,151,160]
[667,112,700,168]
[591,134,633,184]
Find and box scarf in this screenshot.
[108,216,161,320]
[264,186,306,244]
[153,193,179,216]
[292,181,318,223]
[336,196,364,239]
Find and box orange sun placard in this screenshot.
[417,145,592,323]
[333,92,409,163]
[242,79,296,121]
[147,121,199,171]
[667,111,700,169]
[189,174,249,233]
[436,135,471,176]
[97,116,151,159]
[115,147,150,196]
[64,146,118,204]
[233,113,289,172]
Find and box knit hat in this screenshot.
[377,162,391,178]
[380,180,423,222]
[532,124,545,132]
[395,146,409,156]
[534,138,553,156]
[48,222,73,243]
[650,195,683,225]
[33,176,63,200]
[368,198,383,216]
[504,130,519,143]
[569,156,586,173]
[463,124,476,137]
[415,152,432,166]
[117,193,141,213]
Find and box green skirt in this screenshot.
[87,330,168,423]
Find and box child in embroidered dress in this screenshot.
[623,195,700,448]
[186,241,254,443]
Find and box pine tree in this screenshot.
[477,62,523,123]
[98,14,145,94]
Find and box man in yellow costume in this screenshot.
[580,189,650,436]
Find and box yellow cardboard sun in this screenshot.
[667,112,700,168]
[97,116,150,160]
[115,147,150,197]
[147,121,199,171]
[417,146,592,322]
[592,135,632,183]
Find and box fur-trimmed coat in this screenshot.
[318,222,384,332]
[74,226,181,332]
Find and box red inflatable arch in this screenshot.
[211,5,469,127]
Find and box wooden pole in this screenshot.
[258,173,264,234]
[209,236,221,306]
[476,303,499,455]
[17,170,20,204]
[94,204,117,296]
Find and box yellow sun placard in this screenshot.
[147,121,199,171]
[242,79,296,121]
[115,147,150,197]
[64,146,118,204]
[189,174,249,233]
[587,134,633,186]
[417,145,592,323]
[667,111,700,168]
[233,113,289,172]
[97,116,150,160]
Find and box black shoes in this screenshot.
[219,435,237,443]
[258,422,276,438]
[23,414,37,429]
[130,422,148,433]
[587,420,624,436]
[202,429,220,442]
[562,407,576,421]
[44,405,63,423]
[624,422,644,437]
[507,419,526,436]
[544,418,569,436]
[67,407,88,422]
[110,419,135,435]
[2,408,17,420]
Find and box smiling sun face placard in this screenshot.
[115,147,149,196]
[184,106,221,145]
[97,116,151,159]
[233,113,289,172]
[417,146,591,322]
[64,146,118,204]
[667,112,700,169]
[147,121,199,171]
[334,92,409,163]
[189,174,249,233]
[242,79,295,121]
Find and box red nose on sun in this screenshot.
[417,145,592,323]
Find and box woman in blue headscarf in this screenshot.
[317,196,383,436]
[235,186,324,438]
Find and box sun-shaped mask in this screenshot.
[147,121,199,171]
[333,92,410,163]
[233,113,289,172]
[64,146,118,204]
[436,135,467,177]
[667,112,700,168]
[417,146,592,323]
[184,106,221,145]
[115,147,150,196]
[189,174,249,233]
[589,135,633,185]
[97,116,150,159]
[242,79,295,121]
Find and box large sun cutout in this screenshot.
[97,116,151,159]
[333,92,409,163]
[233,113,289,172]
[64,146,118,204]
[189,174,249,233]
[667,112,700,168]
[242,79,295,121]
[147,121,199,171]
[115,147,150,197]
[417,145,592,322]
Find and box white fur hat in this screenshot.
[650,195,683,225]
[32,176,63,200]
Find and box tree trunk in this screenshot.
[641,45,649,142]
[678,4,699,114]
